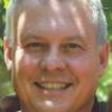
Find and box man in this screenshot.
[3,0,109,112]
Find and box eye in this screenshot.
[62,43,84,56]
[63,43,81,49]
[26,42,43,47]
[25,42,48,52]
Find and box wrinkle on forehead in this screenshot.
[17,0,93,37]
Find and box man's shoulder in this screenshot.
[92,99,109,112]
[0,95,20,112]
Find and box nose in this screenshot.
[40,49,66,72]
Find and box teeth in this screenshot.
[35,82,71,90]
[41,83,66,89]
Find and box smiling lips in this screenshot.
[34,82,73,90]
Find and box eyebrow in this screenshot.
[63,34,87,44]
[20,32,45,43]
[64,35,84,40]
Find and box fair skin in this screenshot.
[4,0,109,112]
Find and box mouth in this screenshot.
[34,82,73,90]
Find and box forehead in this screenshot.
[16,0,95,39]
[19,0,90,20]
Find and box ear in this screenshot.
[98,41,110,76]
[3,37,13,71]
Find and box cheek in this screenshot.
[66,55,98,82]
[14,50,40,79]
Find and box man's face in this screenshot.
[5,0,108,112]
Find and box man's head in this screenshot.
[4,0,109,112]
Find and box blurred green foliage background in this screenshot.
[0,0,112,102]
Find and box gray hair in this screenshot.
[4,0,108,46]
[89,0,108,44]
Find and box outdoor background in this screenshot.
[0,0,112,102]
